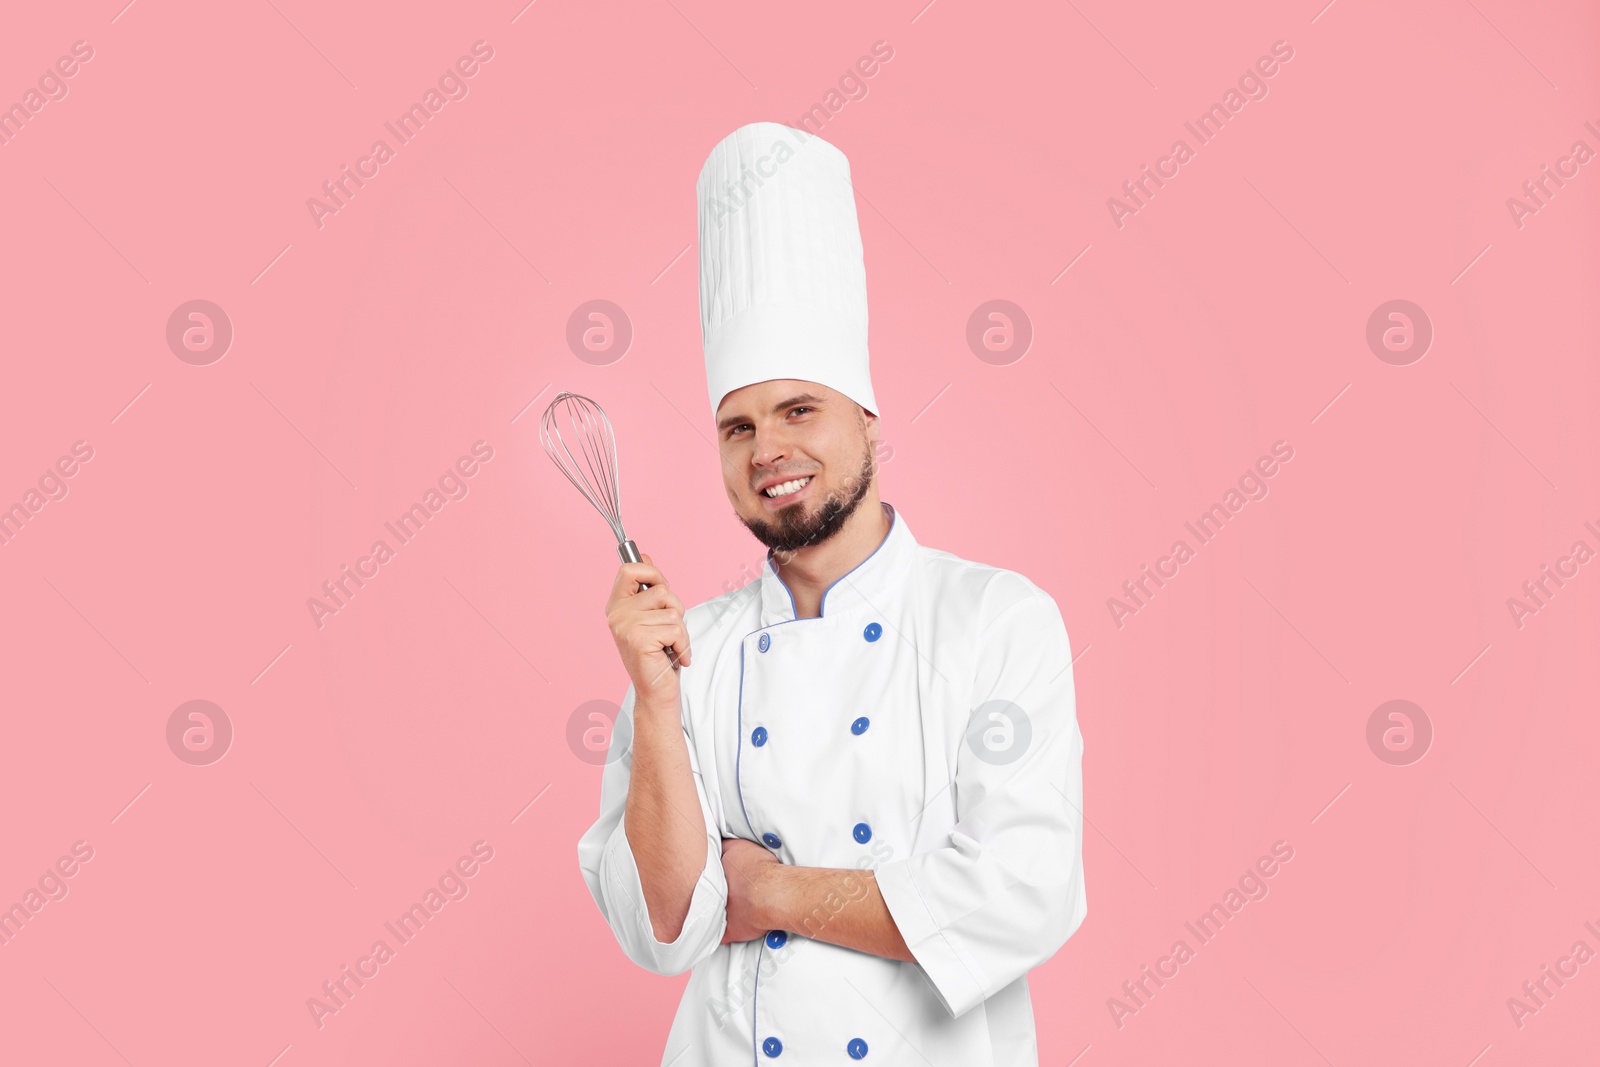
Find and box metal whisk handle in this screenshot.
[618,538,679,662]
[617,539,649,591]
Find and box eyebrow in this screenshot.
[717,393,828,434]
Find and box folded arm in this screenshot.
[748,859,915,962]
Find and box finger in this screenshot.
[637,553,668,590]
[642,622,689,665]
[632,611,688,643]
[651,634,690,671]
[610,561,667,600]
[629,586,685,615]
[619,586,677,613]
[638,554,681,597]
[642,634,692,684]
[637,619,684,644]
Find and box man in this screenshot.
[577,121,1086,1065]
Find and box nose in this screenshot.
[750,426,791,472]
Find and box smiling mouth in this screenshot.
[762,475,813,501]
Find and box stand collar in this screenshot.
[759,502,914,624]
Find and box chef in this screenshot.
[577,121,1087,1065]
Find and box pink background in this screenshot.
[2,0,1596,1064]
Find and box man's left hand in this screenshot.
[719,836,779,945]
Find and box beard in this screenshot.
[739,434,875,555]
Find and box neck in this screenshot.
[775,492,891,619]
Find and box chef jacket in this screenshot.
[577,502,1087,1065]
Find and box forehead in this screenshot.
[715,379,836,421]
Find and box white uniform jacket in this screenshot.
[577,503,1087,1065]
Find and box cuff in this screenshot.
[605,818,726,967]
[875,857,990,1018]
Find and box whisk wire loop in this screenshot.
[539,391,628,545]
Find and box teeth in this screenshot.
[764,476,812,498]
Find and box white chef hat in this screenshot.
[697,121,878,420]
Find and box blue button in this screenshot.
[758,632,771,652]
[848,1037,869,1059]
[763,1036,783,1057]
[752,726,768,747]
[852,822,872,843]
[766,930,787,949]
[863,622,882,642]
[762,832,782,849]
[851,716,870,735]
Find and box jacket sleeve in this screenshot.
[874,587,1088,1018]
[576,681,729,977]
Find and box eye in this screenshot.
[726,423,752,438]
[789,406,813,417]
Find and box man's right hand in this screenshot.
[606,552,694,708]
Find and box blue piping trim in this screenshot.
[770,552,798,619]
[751,941,762,1064]
[734,642,756,841]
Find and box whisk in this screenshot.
[539,391,664,605]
